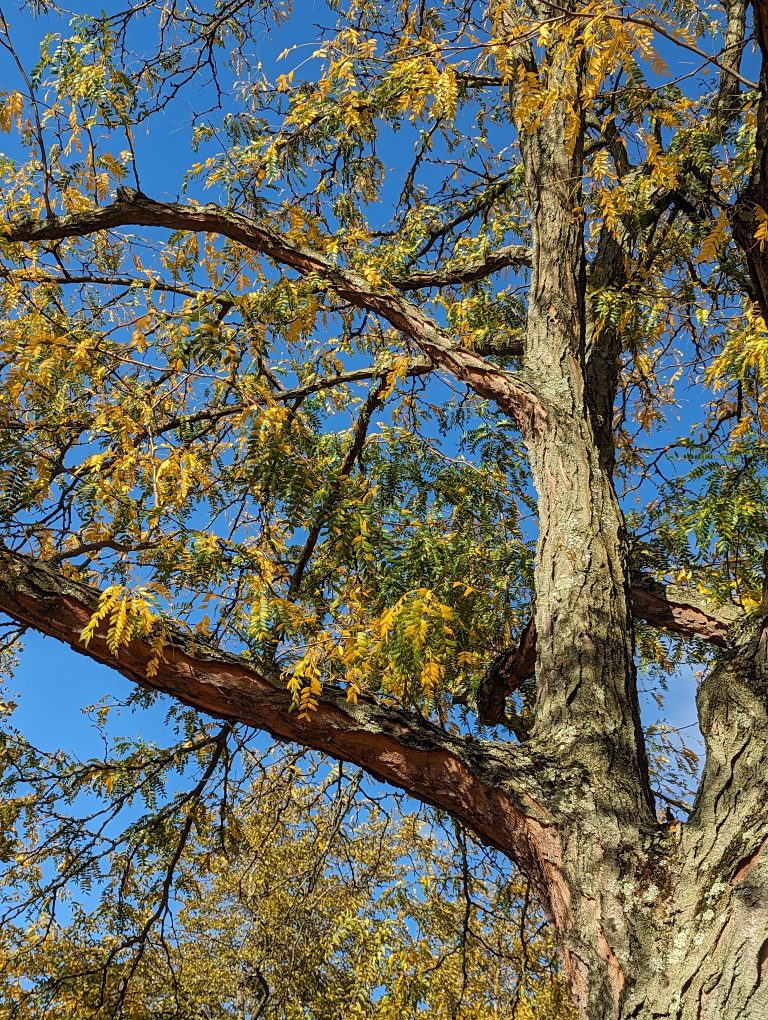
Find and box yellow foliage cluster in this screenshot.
[81,584,165,677]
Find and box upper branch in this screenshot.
[287,374,388,597]
[1,190,546,434]
[731,1,768,321]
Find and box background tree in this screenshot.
[0,735,573,1019]
[0,0,767,1017]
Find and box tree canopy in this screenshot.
[0,738,573,1018]
[1,0,768,1017]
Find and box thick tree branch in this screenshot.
[629,576,743,644]
[0,547,570,910]
[477,619,537,727]
[1,190,546,434]
[477,579,743,725]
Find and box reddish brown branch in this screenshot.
[1,190,546,434]
[477,619,537,726]
[476,579,742,725]
[628,579,741,645]
[0,548,560,890]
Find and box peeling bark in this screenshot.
[614,624,768,1019]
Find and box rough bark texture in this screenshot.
[477,581,741,726]
[511,16,657,1013]
[2,2,768,1016]
[495,3,768,1016]
[611,625,768,1019]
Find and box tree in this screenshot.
[0,743,574,1019]
[0,0,767,1015]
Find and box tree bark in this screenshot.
[503,10,652,1011]
[492,4,768,1015]
[3,552,768,1018]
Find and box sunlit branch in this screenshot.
[0,547,561,894]
[2,190,547,433]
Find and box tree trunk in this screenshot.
[2,3,767,1015]
[525,618,768,1020]
[505,6,768,1015]
[559,822,768,1019]
[507,9,653,1013]
[618,881,768,1019]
